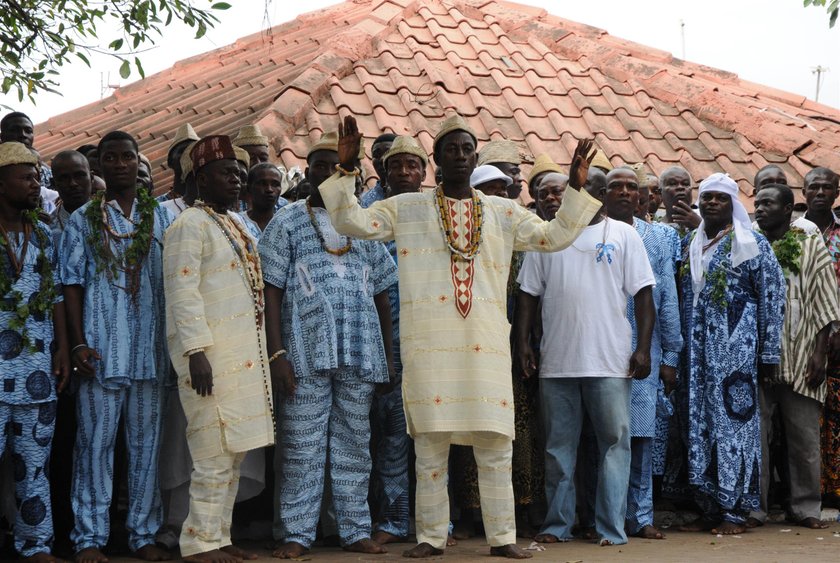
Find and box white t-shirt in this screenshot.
[517,218,655,378]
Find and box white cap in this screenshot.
[470,164,512,189]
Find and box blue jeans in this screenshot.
[540,377,631,545]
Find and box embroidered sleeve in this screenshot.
[163,214,214,352]
[319,173,397,242]
[511,188,602,252]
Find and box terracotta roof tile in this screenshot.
[33,0,840,211]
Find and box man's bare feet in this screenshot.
[402,543,444,558]
[74,547,108,563]
[134,544,171,561]
[345,538,387,554]
[452,519,474,540]
[745,517,764,529]
[574,526,597,540]
[182,549,239,563]
[23,552,67,563]
[221,544,259,560]
[372,531,406,545]
[710,521,746,535]
[633,525,665,539]
[446,535,457,547]
[489,544,532,559]
[533,533,559,544]
[798,517,828,529]
[678,517,717,532]
[272,542,308,559]
[598,538,614,546]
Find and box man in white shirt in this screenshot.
[516,182,655,547]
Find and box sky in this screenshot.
[3,0,839,125]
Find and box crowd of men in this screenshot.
[0,107,838,563]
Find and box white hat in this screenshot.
[470,164,512,189]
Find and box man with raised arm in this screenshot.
[316,114,601,559]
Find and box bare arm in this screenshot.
[630,285,654,379]
[63,284,100,376]
[265,284,296,395]
[806,323,831,389]
[373,290,395,390]
[515,290,541,379]
[51,300,70,393]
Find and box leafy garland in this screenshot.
[765,227,806,278]
[84,188,157,298]
[679,230,733,309]
[0,210,57,351]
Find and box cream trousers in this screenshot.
[179,450,246,556]
[414,431,515,549]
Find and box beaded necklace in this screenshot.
[434,184,484,261]
[306,198,352,256]
[194,201,273,424]
[194,202,265,326]
[0,210,57,351]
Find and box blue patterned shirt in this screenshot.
[1,222,63,405]
[259,201,398,383]
[60,200,173,389]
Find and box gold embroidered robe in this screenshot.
[320,174,600,443]
[163,207,274,461]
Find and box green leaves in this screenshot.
[806,0,840,27]
[1,0,227,100]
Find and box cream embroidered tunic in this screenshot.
[320,174,601,443]
[163,207,275,461]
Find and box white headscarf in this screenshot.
[689,173,759,305]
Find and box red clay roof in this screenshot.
[34,0,840,210]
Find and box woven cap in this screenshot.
[307,130,365,160]
[382,135,428,167]
[477,140,520,166]
[433,114,477,154]
[528,154,564,186]
[591,148,613,172]
[168,123,200,156]
[233,146,250,167]
[0,141,39,168]
[232,124,268,148]
[179,141,198,181]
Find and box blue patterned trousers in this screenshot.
[273,372,375,548]
[626,437,653,533]
[1,401,56,557]
[370,383,410,538]
[71,378,164,552]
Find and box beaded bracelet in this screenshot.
[335,164,361,177]
[268,349,288,364]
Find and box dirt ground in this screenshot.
[101,520,840,563]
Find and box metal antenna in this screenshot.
[812,66,829,102]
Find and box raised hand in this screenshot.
[337,115,364,172]
[568,138,596,190]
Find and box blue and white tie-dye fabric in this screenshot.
[59,201,172,389]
